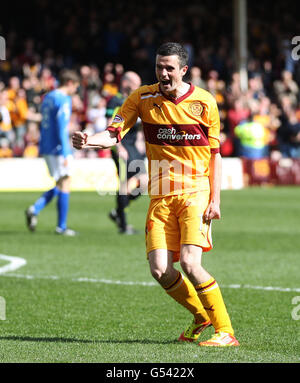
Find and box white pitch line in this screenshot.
[1,272,300,293]
[221,283,300,293]
[0,254,27,275]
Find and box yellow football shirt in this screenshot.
[107,82,220,198]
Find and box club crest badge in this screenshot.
[189,101,204,117]
[112,114,124,123]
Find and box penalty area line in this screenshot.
[1,272,300,293]
[0,254,27,275]
[1,272,157,287]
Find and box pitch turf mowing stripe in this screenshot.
[1,272,300,293]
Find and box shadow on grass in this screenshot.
[0,335,178,345]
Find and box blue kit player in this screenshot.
[25,69,80,236]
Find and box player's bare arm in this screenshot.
[204,152,222,221]
[72,130,118,150]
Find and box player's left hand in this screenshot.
[204,201,221,221]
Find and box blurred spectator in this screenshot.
[22,76,42,112]
[79,65,92,124]
[0,90,13,144]
[206,76,218,98]
[220,130,234,157]
[226,72,244,105]
[71,93,86,131]
[6,77,28,152]
[11,88,29,150]
[114,63,125,88]
[0,0,299,161]
[87,95,107,133]
[261,60,275,97]
[246,74,266,102]
[227,99,251,137]
[274,70,299,107]
[39,67,57,93]
[102,72,118,100]
[277,107,300,158]
[252,96,272,128]
[79,65,102,116]
[7,76,20,100]
[234,117,272,159]
[0,137,13,158]
[23,121,40,158]
[189,66,206,89]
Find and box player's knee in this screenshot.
[180,245,203,274]
[180,258,194,276]
[56,176,71,192]
[150,266,165,282]
[150,265,172,284]
[180,252,201,276]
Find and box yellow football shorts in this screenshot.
[145,191,212,262]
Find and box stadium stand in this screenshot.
[0,0,299,185]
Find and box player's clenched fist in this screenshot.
[72,131,88,149]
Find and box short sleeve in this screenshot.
[106,90,140,142]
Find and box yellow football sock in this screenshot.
[195,277,234,335]
[164,271,210,324]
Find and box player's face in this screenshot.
[68,81,80,96]
[155,55,188,94]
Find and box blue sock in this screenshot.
[57,191,70,230]
[33,187,59,215]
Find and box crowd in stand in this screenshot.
[0,0,300,160]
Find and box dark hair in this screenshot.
[156,42,189,68]
[59,69,80,86]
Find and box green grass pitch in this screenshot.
[0,187,299,363]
